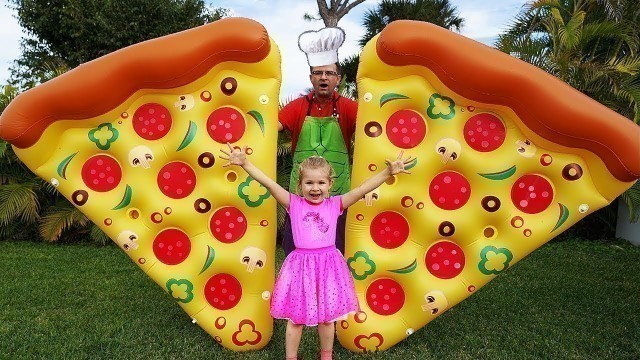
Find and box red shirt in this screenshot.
[279,91,357,152]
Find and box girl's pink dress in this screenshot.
[270,194,359,326]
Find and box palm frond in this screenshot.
[0,164,26,184]
[529,0,562,10]
[0,220,22,239]
[276,158,293,187]
[279,95,296,111]
[619,180,640,222]
[38,60,70,83]
[592,203,618,231]
[580,21,633,57]
[358,0,464,47]
[0,145,40,184]
[500,2,546,39]
[0,140,8,159]
[277,140,292,157]
[277,203,288,233]
[89,224,111,245]
[0,182,40,226]
[38,202,89,242]
[359,7,387,47]
[610,54,640,75]
[0,219,37,240]
[562,10,585,49]
[497,33,553,71]
[596,0,624,21]
[338,75,357,100]
[0,84,19,114]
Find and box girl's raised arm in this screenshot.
[219,143,290,209]
[341,151,413,209]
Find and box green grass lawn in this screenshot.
[1,238,639,359]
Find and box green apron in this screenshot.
[289,97,351,196]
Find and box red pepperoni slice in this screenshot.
[366,278,405,316]
[385,109,426,149]
[463,113,505,152]
[133,103,172,140]
[369,211,409,249]
[153,228,191,265]
[511,174,554,214]
[157,162,197,199]
[81,154,122,192]
[207,107,246,143]
[210,207,247,243]
[205,273,242,310]
[429,171,471,210]
[425,241,465,279]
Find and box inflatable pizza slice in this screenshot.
[0,18,280,351]
[338,20,640,352]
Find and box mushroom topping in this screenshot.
[515,139,537,158]
[174,94,195,111]
[363,187,380,206]
[240,247,266,273]
[421,290,448,315]
[128,145,154,169]
[116,230,139,251]
[435,138,461,164]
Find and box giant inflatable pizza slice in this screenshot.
[337,20,640,352]
[0,18,280,351]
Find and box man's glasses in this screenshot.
[311,70,339,77]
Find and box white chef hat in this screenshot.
[298,27,345,67]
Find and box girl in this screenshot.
[219,143,413,360]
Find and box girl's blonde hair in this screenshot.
[296,156,335,194]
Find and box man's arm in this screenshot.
[278,96,300,133]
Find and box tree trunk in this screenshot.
[316,0,366,27]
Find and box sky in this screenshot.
[0,0,525,98]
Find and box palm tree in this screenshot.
[496,0,640,223]
[341,0,464,98]
[359,0,463,47]
[496,0,640,121]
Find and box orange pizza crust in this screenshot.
[376,20,640,182]
[0,17,271,149]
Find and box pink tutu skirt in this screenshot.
[270,246,359,326]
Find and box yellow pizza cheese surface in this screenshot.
[0,18,281,351]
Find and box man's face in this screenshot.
[309,64,340,99]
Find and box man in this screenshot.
[278,27,357,256]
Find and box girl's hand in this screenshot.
[219,142,248,167]
[385,150,414,175]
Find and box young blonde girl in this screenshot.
[220,143,413,360]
